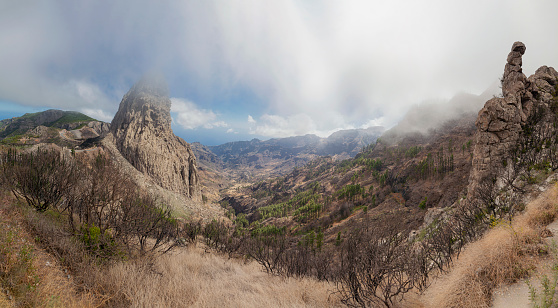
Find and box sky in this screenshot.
[0,1,557,145]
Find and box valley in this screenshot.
[0,41,557,307]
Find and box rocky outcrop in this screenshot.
[110,75,201,200]
[87,121,110,136]
[468,42,558,198]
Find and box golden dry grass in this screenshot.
[419,185,558,308]
[101,246,342,308]
[0,291,11,308]
[0,192,99,308]
[31,249,99,307]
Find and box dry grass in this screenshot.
[0,289,11,308]
[100,246,342,308]
[420,185,558,308]
[0,197,98,307]
[31,249,99,307]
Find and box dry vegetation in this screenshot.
[0,146,517,307]
[103,248,340,307]
[0,147,342,307]
[0,194,98,307]
[0,191,341,307]
[2,109,558,307]
[420,184,558,307]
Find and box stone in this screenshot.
[87,121,110,136]
[468,42,558,200]
[110,74,201,200]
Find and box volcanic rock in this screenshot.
[468,42,558,198]
[110,74,201,200]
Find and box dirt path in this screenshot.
[492,281,531,308]
[492,220,558,307]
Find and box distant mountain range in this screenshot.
[191,126,384,181]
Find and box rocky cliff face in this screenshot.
[469,42,558,198]
[110,75,201,200]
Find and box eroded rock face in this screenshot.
[468,42,558,198]
[110,75,201,200]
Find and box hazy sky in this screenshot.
[0,1,557,145]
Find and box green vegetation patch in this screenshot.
[256,183,321,222]
[0,134,23,145]
[47,112,96,126]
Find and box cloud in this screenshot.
[249,113,346,138]
[171,98,227,130]
[360,117,386,129]
[167,0,558,134]
[80,108,113,122]
[0,1,557,144]
[247,115,256,123]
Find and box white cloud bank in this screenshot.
[171,98,227,130]
[248,113,354,138]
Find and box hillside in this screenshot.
[214,41,558,306]
[221,110,477,245]
[0,109,109,147]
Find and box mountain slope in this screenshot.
[0,109,96,138]
[221,108,477,243]
[217,41,558,307]
[0,109,108,147]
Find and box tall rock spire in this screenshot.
[502,41,527,99]
[110,75,201,200]
[467,42,558,200]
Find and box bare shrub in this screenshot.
[181,219,203,244]
[61,153,183,257]
[1,148,78,212]
[67,154,134,233]
[335,220,418,308]
[245,229,288,274]
[118,194,182,255]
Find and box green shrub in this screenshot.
[335,231,343,246]
[79,224,117,256]
[419,197,427,210]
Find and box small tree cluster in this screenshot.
[335,221,421,307]
[0,148,184,257]
[1,148,78,212]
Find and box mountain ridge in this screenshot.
[192,126,384,182]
